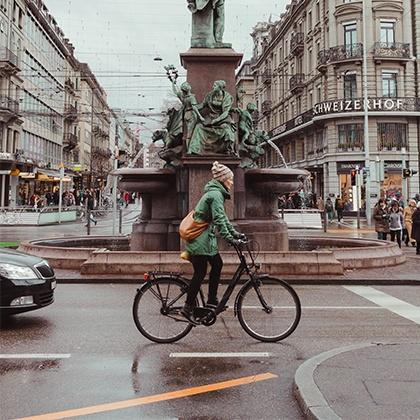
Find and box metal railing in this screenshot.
[290,32,304,54]
[0,95,19,113]
[0,47,19,69]
[329,43,363,62]
[373,42,410,59]
[289,74,305,92]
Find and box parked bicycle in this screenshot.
[132,239,301,343]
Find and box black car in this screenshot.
[0,248,56,315]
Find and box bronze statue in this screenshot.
[187,80,236,156]
[187,0,231,48]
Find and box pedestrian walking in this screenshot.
[316,196,325,212]
[411,201,420,255]
[180,161,245,324]
[335,196,344,222]
[403,199,417,247]
[389,201,403,248]
[325,197,334,222]
[85,190,97,226]
[373,199,390,241]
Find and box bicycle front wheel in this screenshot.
[237,277,301,342]
[133,278,194,343]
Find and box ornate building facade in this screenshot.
[252,0,419,213]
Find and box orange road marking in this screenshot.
[16,372,278,420]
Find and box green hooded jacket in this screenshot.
[185,179,239,256]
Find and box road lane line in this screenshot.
[344,286,420,325]
[15,372,278,420]
[0,354,71,359]
[242,306,384,310]
[169,352,272,358]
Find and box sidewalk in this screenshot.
[294,342,420,419]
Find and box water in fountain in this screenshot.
[267,139,288,168]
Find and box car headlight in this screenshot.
[0,263,37,280]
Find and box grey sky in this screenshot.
[45,0,287,137]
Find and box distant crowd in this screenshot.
[373,195,420,254]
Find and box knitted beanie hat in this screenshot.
[211,161,233,182]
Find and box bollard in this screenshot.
[323,211,328,233]
[119,208,123,234]
[281,208,284,220]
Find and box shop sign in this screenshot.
[337,162,364,173]
[270,110,313,138]
[313,98,404,116]
[385,161,403,173]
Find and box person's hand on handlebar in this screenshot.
[234,232,248,241]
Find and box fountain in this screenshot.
[18,3,405,276]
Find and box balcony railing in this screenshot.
[317,50,329,71]
[63,133,78,151]
[262,69,271,85]
[0,47,20,71]
[373,42,410,59]
[289,74,305,93]
[64,104,78,121]
[0,95,19,114]
[262,100,272,115]
[328,43,363,63]
[290,32,304,55]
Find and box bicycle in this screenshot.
[132,239,301,343]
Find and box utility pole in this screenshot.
[362,0,371,226]
[89,89,94,189]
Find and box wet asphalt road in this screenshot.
[1,284,420,419]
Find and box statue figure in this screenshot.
[187,0,231,48]
[237,103,268,168]
[152,107,183,168]
[187,80,236,156]
[165,65,203,147]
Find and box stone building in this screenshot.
[236,60,255,110]
[252,0,419,214]
[0,0,25,207]
[79,63,111,190]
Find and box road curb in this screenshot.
[293,343,375,420]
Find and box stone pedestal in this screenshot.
[118,169,180,251]
[180,48,243,102]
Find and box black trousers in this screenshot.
[185,254,223,306]
[390,229,402,248]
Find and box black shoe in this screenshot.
[181,304,199,325]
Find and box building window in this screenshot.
[308,48,313,72]
[377,123,407,151]
[308,11,312,31]
[344,22,357,49]
[344,73,357,99]
[382,71,398,97]
[338,124,364,150]
[316,1,320,22]
[316,85,322,102]
[309,91,313,107]
[380,20,395,45]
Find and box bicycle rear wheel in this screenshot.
[237,277,301,342]
[133,277,194,343]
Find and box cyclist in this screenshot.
[181,161,245,323]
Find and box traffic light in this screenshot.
[351,170,357,186]
[362,168,368,184]
[403,169,418,178]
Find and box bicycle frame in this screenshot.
[147,241,264,321]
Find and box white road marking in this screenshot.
[169,352,272,358]
[0,354,71,359]
[344,286,420,325]
[242,306,384,310]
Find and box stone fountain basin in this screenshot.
[18,236,405,276]
[115,168,176,193]
[245,168,311,194]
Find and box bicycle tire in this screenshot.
[236,276,301,342]
[132,277,194,343]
